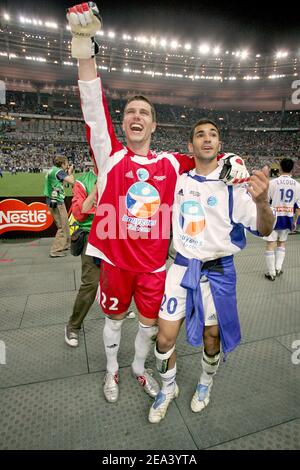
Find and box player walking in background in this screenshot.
[66,2,250,404]
[264,158,300,281]
[148,119,274,423]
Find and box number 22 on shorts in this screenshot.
[101,292,119,310]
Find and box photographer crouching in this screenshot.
[44,155,75,257]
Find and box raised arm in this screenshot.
[67,3,123,171]
[78,58,97,81]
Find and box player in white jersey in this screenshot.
[148,119,275,423]
[264,158,300,281]
[66,3,250,405]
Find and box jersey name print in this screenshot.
[269,175,300,230]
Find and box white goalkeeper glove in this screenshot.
[218,153,250,185]
[66,2,102,59]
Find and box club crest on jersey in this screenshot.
[180,200,206,237]
[126,182,160,218]
[136,168,149,182]
[207,196,218,207]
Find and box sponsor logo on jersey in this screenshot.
[275,206,294,213]
[136,168,149,182]
[179,200,206,237]
[189,190,201,197]
[125,170,134,178]
[126,182,160,218]
[154,175,166,181]
[0,199,53,235]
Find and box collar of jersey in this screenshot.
[188,168,220,182]
[126,146,154,159]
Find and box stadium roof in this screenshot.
[6,0,300,49]
[1,4,300,111]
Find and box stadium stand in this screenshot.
[1,93,299,175]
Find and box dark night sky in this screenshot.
[2,0,299,50]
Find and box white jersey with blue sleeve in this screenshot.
[268,175,300,231]
[172,168,260,262]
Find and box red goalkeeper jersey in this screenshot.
[79,77,194,273]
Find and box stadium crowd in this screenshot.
[2,90,300,126]
[0,90,299,175]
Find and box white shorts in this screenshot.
[159,264,218,326]
[263,229,289,242]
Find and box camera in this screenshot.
[49,189,58,209]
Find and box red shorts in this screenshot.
[97,261,166,319]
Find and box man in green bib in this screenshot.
[44,155,75,257]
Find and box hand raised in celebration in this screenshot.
[66,2,102,59]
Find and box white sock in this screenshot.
[199,350,220,386]
[275,247,285,271]
[132,322,157,376]
[103,317,123,373]
[160,365,177,394]
[265,250,276,276]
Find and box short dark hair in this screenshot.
[189,118,221,142]
[280,158,294,173]
[124,95,156,122]
[54,155,68,168]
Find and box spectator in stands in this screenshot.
[44,155,74,257]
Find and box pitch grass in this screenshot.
[0,172,81,197]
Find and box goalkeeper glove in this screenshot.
[218,153,250,185]
[66,2,102,59]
